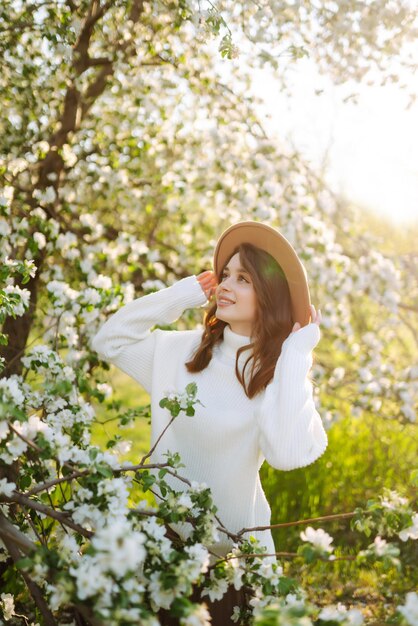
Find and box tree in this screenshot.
[0,1,417,624]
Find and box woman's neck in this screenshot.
[220,324,252,359]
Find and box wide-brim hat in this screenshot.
[213,221,311,326]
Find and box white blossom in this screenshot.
[33,232,46,249]
[398,514,418,542]
[33,186,56,203]
[401,404,416,422]
[91,520,146,576]
[329,367,345,385]
[300,526,334,552]
[380,491,409,510]
[69,559,114,601]
[12,415,50,440]
[318,603,364,625]
[142,279,166,291]
[62,144,78,167]
[142,516,168,542]
[225,547,245,590]
[372,536,389,557]
[45,580,73,611]
[0,478,16,497]
[6,435,28,459]
[58,532,82,562]
[80,287,102,306]
[46,280,80,309]
[190,481,208,493]
[398,592,418,626]
[0,593,15,621]
[148,571,177,610]
[180,603,211,626]
[112,439,132,455]
[184,543,210,577]
[95,274,113,290]
[0,218,11,237]
[177,492,194,510]
[3,285,30,315]
[0,420,9,441]
[201,570,228,602]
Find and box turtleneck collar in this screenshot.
[220,324,253,360]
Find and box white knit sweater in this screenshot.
[91,275,328,558]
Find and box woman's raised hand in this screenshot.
[291,304,322,333]
[197,270,218,299]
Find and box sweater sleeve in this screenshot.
[90,275,208,393]
[256,323,328,471]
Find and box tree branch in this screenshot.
[2,491,93,538]
[237,511,356,537]
[0,512,59,623]
[73,0,116,73]
[0,511,37,554]
[140,416,176,464]
[210,550,357,569]
[398,302,418,313]
[27,462,172,495]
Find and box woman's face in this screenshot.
[215,252,257,336]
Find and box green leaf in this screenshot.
[15,557,33,570]
[20,474,31,489]
[186,382,197,396]
[96,464,113,478]
[409,469,418,487]
[89,448,99,461]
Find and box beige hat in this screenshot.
[213,221,312,326]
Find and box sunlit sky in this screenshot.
[249,59,418,226]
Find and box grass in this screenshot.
[91,365,151,461]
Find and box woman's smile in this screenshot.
[217,296,235,306]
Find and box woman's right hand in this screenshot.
[196,271,218,299]
[291,304,322,333]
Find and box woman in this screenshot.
[91,221,327,624]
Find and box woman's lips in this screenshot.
[217,298,235,307]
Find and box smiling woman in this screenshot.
[186,240,299,398]
[215,252,258,336]
[91,220,326,625]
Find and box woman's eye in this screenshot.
[220,273,249,282]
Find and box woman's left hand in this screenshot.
[196,270,218,299]
[291,304,322,333]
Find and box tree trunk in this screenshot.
[0,248,46,378]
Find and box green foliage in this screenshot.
[159,381,203,417]
[261,413,417,551]
[91,367,151,458]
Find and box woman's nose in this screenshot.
[220,276,232,289]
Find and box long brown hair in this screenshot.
[185,243,293,398]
